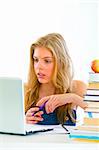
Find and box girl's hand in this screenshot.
[36,93,88,114]
[25,107,44,124]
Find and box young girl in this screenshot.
[25,33,87,125]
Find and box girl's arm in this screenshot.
[36,80,88,114]
[71,80,87,97]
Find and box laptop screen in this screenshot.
[0,77,25,134]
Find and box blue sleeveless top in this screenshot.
[37,109,76,126]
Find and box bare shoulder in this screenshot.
[71,80,87,97]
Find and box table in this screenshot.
[0,133,98,150]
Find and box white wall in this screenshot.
[0,0,98,83]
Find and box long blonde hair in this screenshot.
[25,33,75,124]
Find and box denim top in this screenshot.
[37,109,76,126]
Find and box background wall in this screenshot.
[0,0,98,83]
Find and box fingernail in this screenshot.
[32,113,34,116]
[41,118,44,121]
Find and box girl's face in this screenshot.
[33,47,55,84]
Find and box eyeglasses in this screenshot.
[61,124,70,134]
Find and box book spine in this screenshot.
[69,134,99,140]
[88,83,99,89]
[85,101,99,108]
[89,72,99,82]
[84,108,99,113]
[84,112,99,118]
[83,118,99,126]
[86,89,99,95]
[84,99,99,102]
[84,95,99,101]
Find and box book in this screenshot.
[71,72,99,141]
[86,89,99,96]
[85,101,99,108]
[83,118,99,126]
[85,107,99,113]
[84,95,99,101]
[89,72,99,82]
[69,125,99,140]
[84,99,99,102]
[85,111,99,118]
[88,82,99,89]
[74,125,99,132]
[73,138,99,143]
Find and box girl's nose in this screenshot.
[36,61,43,69]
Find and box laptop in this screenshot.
[0,77,53,135]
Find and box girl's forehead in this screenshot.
[33,47,53,57]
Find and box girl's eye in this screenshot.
[33,58,38,62]
[44,59,52,63]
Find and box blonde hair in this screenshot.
[25,33,75,124]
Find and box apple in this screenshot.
[91,59,99,73]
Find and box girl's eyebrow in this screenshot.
[33,56,53,59]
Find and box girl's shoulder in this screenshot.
[71,80,87,97]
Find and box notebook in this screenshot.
[0,77,53,135]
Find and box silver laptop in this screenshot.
[0,77,53,135]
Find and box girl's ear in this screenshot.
[71,80,87,97]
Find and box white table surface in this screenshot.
[0,133,98,150]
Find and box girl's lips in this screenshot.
[37,73,46,78]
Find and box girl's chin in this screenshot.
[38,79,49,84]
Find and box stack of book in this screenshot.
[70,72,99,140]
